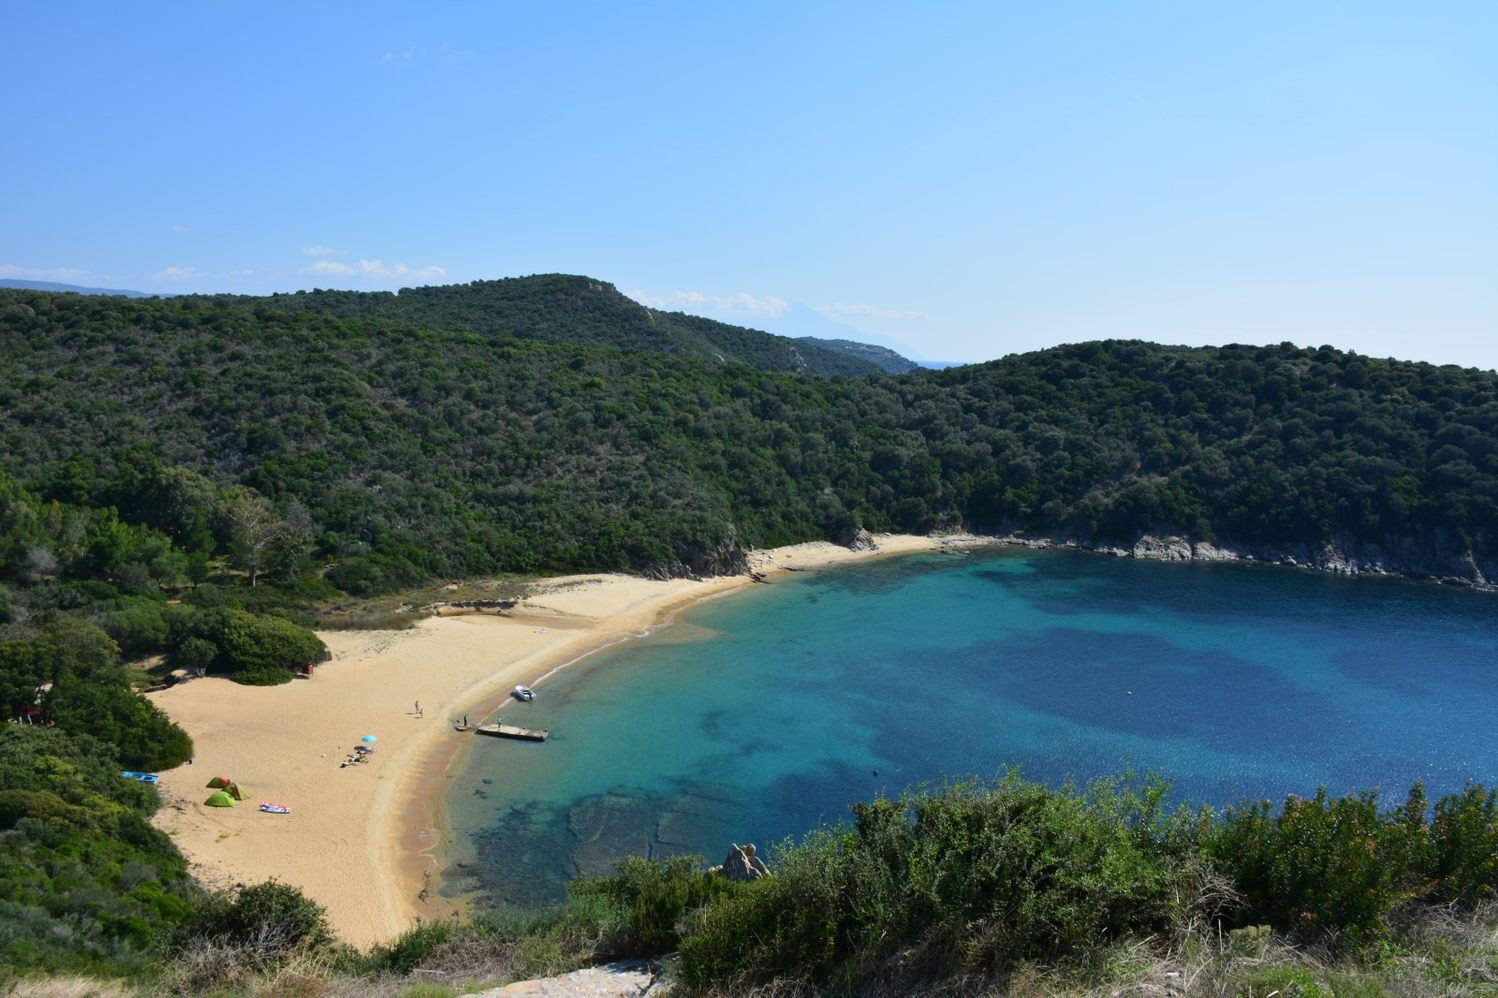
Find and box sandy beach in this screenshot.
[146,534,960,950]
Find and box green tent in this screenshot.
[205,790,237,807]
[226,782,247,800]
[207,775,233,789]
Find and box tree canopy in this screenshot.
[1,284,1494,595]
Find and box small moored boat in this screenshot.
[475,721,549,742]
[512,685,535,702]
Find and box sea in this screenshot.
[438,547,1498,909]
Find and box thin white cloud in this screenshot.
[0,263,89,282]
[357,259,446,279]
[626,289,791,319]
[306,259,356,276]
[171,224,189,233]
[301,245,344,257]
[818,303,928,321]
[157,266,198,281]
[300,257,445,281]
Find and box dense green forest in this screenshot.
[2,276,1498,990]
[1,279,1495,597]
[206,275,882,376]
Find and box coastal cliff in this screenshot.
[1001,529,1496,589]
[641,536,751,580]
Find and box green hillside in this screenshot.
[207,274,881,376]
[795,334,922,372]
[2,285,1496,594]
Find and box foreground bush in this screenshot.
[1208,780,1498,945]
[9,768,1498,994]
[178,879,336,965]
[572,854,740,953]
[365,894,635,988]
[675,773,1199,992]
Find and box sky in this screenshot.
[4,2,1496,369]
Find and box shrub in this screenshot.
[370,918,458,975]
[573,854,738,953]
[677,837,844,989]
[175,635,217,675]
[170,605,326,684]
[0,727,197,976]
[326,556,385,596]
[1432,784,1498,903]
[183,879,335,965]
[1205,787,1433,945]
[99,598,171,657]
[677,773,1194,991]
[232,664,296,686]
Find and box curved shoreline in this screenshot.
[394,565,786,927]
[146,535,953,949]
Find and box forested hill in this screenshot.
[795,335,922,373]
[1,285,1496,595]
[205,274,881,376]
[0,278,155,298]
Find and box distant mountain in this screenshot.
[794,336,921,373]
[0,279,155,298]
[209,275,881,377]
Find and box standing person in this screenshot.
[415,700,422,718]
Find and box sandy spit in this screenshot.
[146,534,972,950]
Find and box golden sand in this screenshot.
[146,535,960,949]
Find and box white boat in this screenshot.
[512,685,535,702]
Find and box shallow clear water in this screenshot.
[440,549,1498,908]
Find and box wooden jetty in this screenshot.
[475,722,550,742]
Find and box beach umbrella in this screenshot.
[361,734,377,744]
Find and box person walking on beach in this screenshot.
[414,700,422,718]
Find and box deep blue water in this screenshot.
[439,549,1498,908]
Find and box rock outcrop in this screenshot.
[839,526,877,551]
[716,842,771,882]
[642,535,750,580]
[999,529,1495,590]
[478,959,661,997]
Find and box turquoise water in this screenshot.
[440,549,1498,908]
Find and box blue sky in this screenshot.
[4,2,1495,368]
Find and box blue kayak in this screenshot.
[120,771,160,783]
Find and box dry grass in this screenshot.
[666,906,1498,997]
[311,577,535,631]
[4,979,137,998]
